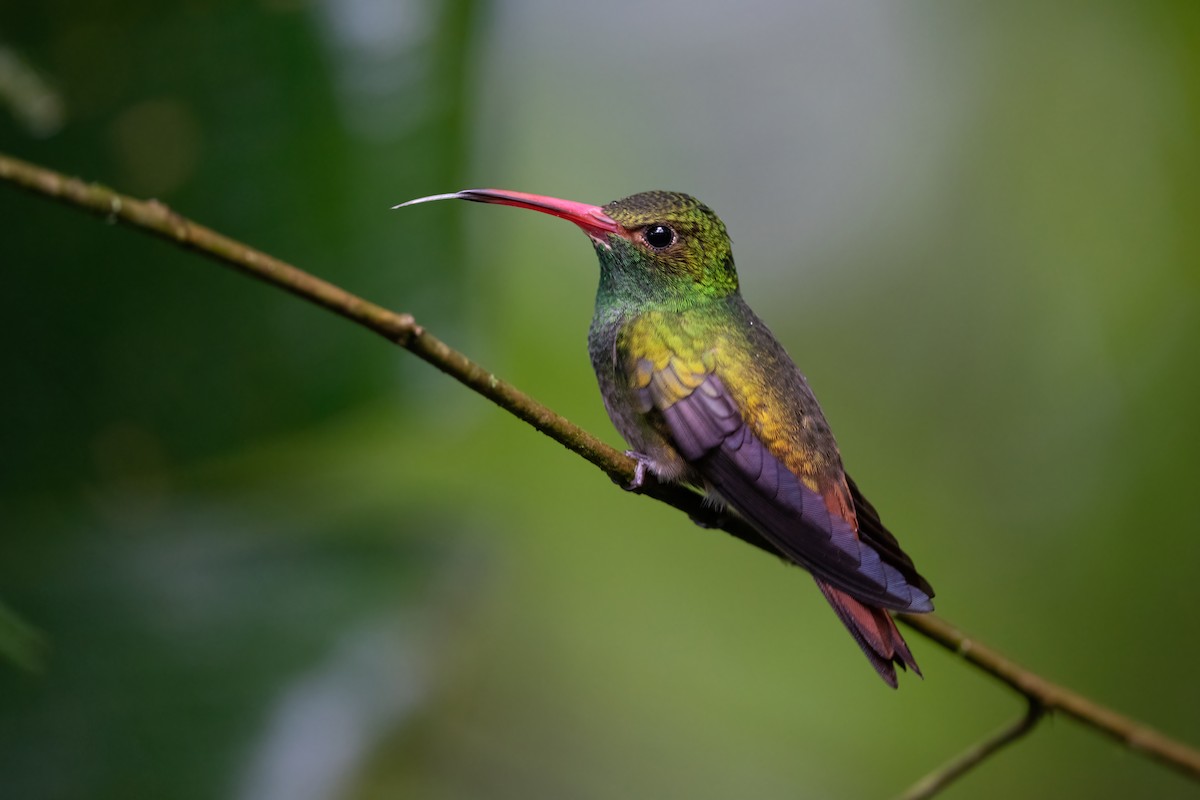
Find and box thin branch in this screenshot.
[898,612,1200,780]
[899,700,1044,800]
[0,152,777,559]
[4,150,1200,788]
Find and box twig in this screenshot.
[0,152,778,559]
[898,613,1200,780]
[3,150,1199,790]
[899,700,1044,800]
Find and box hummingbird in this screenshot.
[397,188,935,686]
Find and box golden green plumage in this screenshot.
[400,186,935,687]
[612,307,831,492]
[585,191,933,687]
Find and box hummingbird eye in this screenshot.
[643,224,676,250]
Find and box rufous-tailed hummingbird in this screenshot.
[398,188,935,687]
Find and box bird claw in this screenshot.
[623,451,653,491]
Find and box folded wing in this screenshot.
[638,359,933,613]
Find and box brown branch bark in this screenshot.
[4,150,1199,793]
[897,613,1200,780]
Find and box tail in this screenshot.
[816,579,921,689]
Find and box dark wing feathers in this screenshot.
[664,376,737,460]
[656,370,932,613]
[845,473,936,600]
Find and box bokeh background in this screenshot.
[3,2,1199,798]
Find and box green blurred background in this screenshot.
[3,2,1199,798]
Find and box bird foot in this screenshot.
[622,451,654,491]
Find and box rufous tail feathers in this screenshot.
[816,579,921,688]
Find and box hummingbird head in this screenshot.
[599,190,738,302]
[396,188,739,304]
